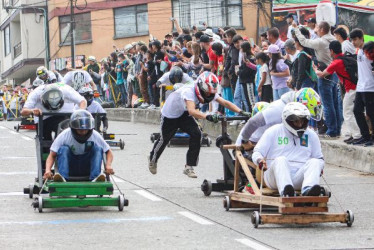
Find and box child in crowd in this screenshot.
[116,54,129,106]
[141,50,157,109]
[256,52,273,103]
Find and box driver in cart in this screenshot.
[252,102,325,197]
[43,110,114,182]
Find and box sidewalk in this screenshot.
[106,108,374,173]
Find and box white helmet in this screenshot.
[32,79,44,89]
[87,56,96,62]
[282,102,311,138]
[72,71,86,91]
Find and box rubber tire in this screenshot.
[224,196,230,211]
[28,184,34,199]
[346,210,354,227]
[119,139,125,150]
[118,194,125,211]
[201,180,212,196]
[38,196,43,213]
[251,211,261,228]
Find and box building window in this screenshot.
[172,0,242,29]
[59,12,92,45]
[114,4,149,38]
[4,25,10,56]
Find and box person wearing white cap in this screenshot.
[268,44,291,100]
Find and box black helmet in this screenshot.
[169,66,183,84]
[78,87,94,106]
[69,110,95,144]
[41,85,64,110]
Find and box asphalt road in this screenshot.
[0,120,373,250]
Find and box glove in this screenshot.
[206,114,219,123]
[258,159,267,170]
[239,110,251,117]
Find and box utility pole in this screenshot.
[70,0,75,68]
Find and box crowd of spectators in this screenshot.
[1,16,374,146]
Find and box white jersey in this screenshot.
[161,85,219,119]
[252,124,324,173]
[75,100,106,114]
[24,82,84,121]
[50,128,110,155]
[63,70,93,90]
[356,49,374,92]
[36,70,57,84]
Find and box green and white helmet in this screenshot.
[294,88,322,121]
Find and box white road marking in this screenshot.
[178,211,214,225]
[0,171,36,175]
[0,156,35,159]
[0,192,25,196]
[9,131,18,135]
[21,136,32,141]
[0,126,5,129]
[111,176,124,183]
[235,239,273,250]
[134,190,162,201]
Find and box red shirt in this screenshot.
[207,47,224,80]
[326,53,356,92]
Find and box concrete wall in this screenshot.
[106,108,374,174]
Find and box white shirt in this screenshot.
[342,40,356,54]
[75,100,106,114]
[157,72,194,87]
[161,85,219,118]
[356,49,374,92]
[260,64,272,86]
[63,70,93,90]
[24,83,84,121]
[289,50,300,62]
[287,25,293,40]
[36,70,57,84]
[51,128,110,155]
[252,124,324,173]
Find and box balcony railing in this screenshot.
[13,42,22,58]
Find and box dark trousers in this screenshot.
[150,112,202,166]
[43,116,68,140]
[261,85,273,103]
[353,92,374,139]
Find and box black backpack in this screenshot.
[336,52,358,85]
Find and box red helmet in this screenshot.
[194,72,219,103]
[363,41,374,61]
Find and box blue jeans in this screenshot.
[117,82,127,105]
[57,145,103,181]
[273,87,291,101]
[301,77,316,90]
[317,74,342,136]
[222,86,235,117]
[233,80,249,113]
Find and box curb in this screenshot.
[106,108,374,173]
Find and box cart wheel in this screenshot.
[224,196,230,211]
[28,184,34,199]
[201,179,212,196]
[346,210,354,227]
[150,134,155,143]
[119,139,125,150]
[251,211,261,228]
[38,196,43,213]
[118,194,125,211]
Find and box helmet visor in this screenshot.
[310,105,322,121]
[70,117,95,130]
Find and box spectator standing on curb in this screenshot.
[314,40,361,144]
[223,28,238,92]
[350,29,374,146]
[256,52,272,102]
[293,21,342,139]
[116,53,128,106]
[268,27,285,55]
[268,44,290,100]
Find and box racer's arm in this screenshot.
[79,99,87,109]
[238,113,267,144]
[21,90,42,116]
[252,127,272,166]
[102,115,109,131]
[89,81,97,91]
[186,100,207,119]
[43,151,57,179]
[215,96,241,113]
[105,149,114,172]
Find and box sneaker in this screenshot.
[229,120,241,126]
[343,137,353,143]
[183,165,197,178]
[148,156,157,175]
[322,134,338,140]
[352,137,371,145]
[281,184,295,197]
[147,104,156,110]
[92,173,106,182]
[139,103,150,109]
[53,173,66,182]
[240,120,246,125]
[302,185,321,196]
[364,140,374,147]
